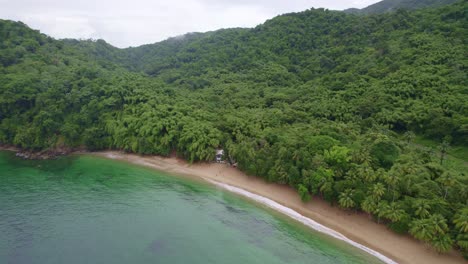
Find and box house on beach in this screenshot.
[215,149,224,163]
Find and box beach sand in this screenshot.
[93,151,464,264]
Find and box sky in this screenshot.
[0,0,381,48]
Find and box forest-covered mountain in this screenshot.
[344,0,459,14]
[0,0,467,258]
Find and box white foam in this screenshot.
[205,179,398,264]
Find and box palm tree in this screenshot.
[412,199,431,219]
[429,214,449,235]
[352,147,372,165]
[438,139,450,165]
[384,170,400,202]
[453,208,468,233]
[403,131,415,144]
[319,180,333,195]
[338,189,355,209]
[459,187,468,207]
[363,165,377,183]
[437,172,457,200]
[312,167,334,196]
[431,234,453,253]
[374,201,389,224]
[383,202,406,222]
[456,233,468,250]
[409,218,433,242]
[361,197,378,215]
[399,172,422,196]
[371,182,386,201]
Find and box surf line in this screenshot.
[205,178,398,264]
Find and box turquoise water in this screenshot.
[0,151,382,264]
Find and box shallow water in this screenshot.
[0,151,383,264]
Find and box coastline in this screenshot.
[1,148,464,263]
[92,151,463,264]
[205,179,397,264]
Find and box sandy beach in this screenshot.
[92,151,464,264]
[0,147,463,263]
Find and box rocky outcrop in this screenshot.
[13,147,72,160]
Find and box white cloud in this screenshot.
[23,15,98,40]
[0,0,381,48]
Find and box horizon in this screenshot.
[0,0,381,48]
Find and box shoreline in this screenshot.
[1,148,464,263]
[205,179,397,264]
[92,151,463,264]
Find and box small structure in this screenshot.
[215,149,224,163]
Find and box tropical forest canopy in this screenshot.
[344,0,459,14]
[0,0,467,258]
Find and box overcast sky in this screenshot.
[0,0,381,48]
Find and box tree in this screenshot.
[374,201,389,224]
[430,214,449,235]
[307,135,338,155]
[298,184,311,202]
[352,163,377,183]
[361,197,378,215]
[352,147,373,165]
[431,234,453,253]
[178,120,222,162]
[410,218,434,242]
[403,131,415,144]
[412,199,431,219]
[384,170,400,202]
[370,139,400,169]
[456,233,468,251]
[436,172,457,200]
[454,208,468,233]
[410,213,451,246]
[438,138,450,165]
[338,189,356,209]
[310,167,334,195]
[381,202,406,222]
[370,182,386,201]
[324,145,351,175]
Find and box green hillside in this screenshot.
[344,0,459,14]
[0,1,467,257]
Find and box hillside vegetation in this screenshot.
[0,0,467,257]
[344,0,459,14]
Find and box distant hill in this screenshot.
[344,0,459,14]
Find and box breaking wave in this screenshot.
[205,179,397,264]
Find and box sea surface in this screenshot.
[0,151,383,264]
